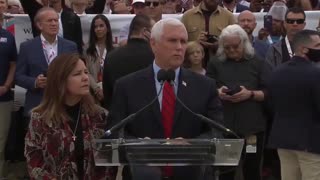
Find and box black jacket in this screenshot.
[103,38,154,109]
[267,56,320,154]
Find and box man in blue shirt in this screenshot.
[0,12,17,178]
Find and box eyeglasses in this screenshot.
[145,1,160,7]
[286,19,305,24]
[223,40,242,51]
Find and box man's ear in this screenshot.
[150,37,157,53]
[36,21,42,31]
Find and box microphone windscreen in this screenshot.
[157,69,168,82]
[167,69,175,82]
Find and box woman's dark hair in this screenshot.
[86,14,114,59]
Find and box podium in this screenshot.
[92,138,244,180]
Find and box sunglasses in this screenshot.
[286,19,305,24]
[145,1,160,7]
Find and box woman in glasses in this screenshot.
[206,24,272,180]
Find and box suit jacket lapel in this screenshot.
[172,68,188,133]
[142,66,163,128]
[36,37,49,68]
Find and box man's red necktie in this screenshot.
[161,81,176,177]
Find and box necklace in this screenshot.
[71,104,81,142]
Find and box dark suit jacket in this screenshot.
[15,36,78,116]
[103,38,154,109]
[108,66,223,180]
[20,0,83,54]
[267,56,320,154]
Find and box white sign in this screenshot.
[8,12,320,51]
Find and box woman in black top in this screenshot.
[207,24,272,180]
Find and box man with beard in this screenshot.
[267,29,320,180]
[181,0,235,67]
[238,10,270,59]
[257,1,287,46]
[20,0,83,53]
[265,7,306,68]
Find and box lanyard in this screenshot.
[285,36,294,58]
[95,45,107,68]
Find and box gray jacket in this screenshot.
[265,40,283,68]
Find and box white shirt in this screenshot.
[41,34,58,64]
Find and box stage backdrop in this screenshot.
[6,12,320,51]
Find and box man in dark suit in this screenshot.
[103,14,154,109]
[19,0,83,54]
[267,30,320,180]
[15,7,78,118]
[108,18,223,180]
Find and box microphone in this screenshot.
[157,69,169,83]
[166,70,240,138]
[166,69,175,83]
[105,69,168,137]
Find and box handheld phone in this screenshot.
[222,85,241,96]
[206,34,218,43]
[43,71,47,77]
[264,15,273,33]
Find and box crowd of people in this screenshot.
[0,0,320,179]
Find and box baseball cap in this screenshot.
[132,0,145,5]
[268,1,288,21]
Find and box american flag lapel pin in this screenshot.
[182,81,187,87]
